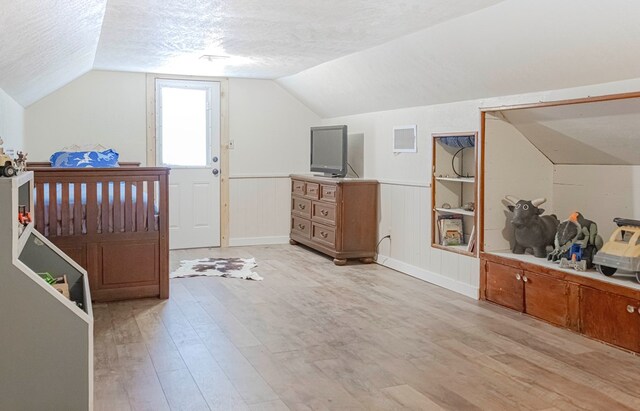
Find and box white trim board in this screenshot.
[376,254,479,300]
[229,236,290,247]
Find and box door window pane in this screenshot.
[160,87,208,166]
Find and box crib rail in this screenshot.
[29,167,169,238]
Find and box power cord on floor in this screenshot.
[374,234,391,263]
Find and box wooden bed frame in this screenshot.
[28,162,170,302]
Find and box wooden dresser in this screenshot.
[289,174,378,265]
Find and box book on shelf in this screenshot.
[437,214,464,246]
[466,225,476,252]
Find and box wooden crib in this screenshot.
[28,162,170,302]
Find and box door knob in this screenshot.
[212,169,219,176]
[212,156,219,163]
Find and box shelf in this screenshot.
[435,176,475,183]
[432,243,474,256]
[434,207,474,216]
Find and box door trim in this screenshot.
[146,73,230,247]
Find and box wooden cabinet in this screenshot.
[485,261,524,311]
[581,287,640,352]
[289,174,378,265]
[484,258,578,329]
[482,253,640,353]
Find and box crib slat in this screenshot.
[147,180,155,232]
[102,181,110,234]
[74,183,82,235]
[35,183,45,232]
[113,181,122,233]
[136,181,145,232]
[125,181,134,232]
[86,182,98,234]
[61,183,70,236]
[48,183,57,237]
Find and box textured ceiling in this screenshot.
[94,0,505,78]
[501,98,640,165]
[0,0,107,106]
[279,0,640,117]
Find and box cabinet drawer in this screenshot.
[304,183,320,200]
[291,216,311,239]
[312,222,336,247]
[320,184,337,202]
[312,202,336,225]
[581,287,640,352]
[292,197,311,218]
[485,261,524,312]
[524,271,571,327]
[292,180,305,196]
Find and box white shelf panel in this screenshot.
[435,207,475,216]
[435,176,475,183]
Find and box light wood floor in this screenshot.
[95,244,640,411]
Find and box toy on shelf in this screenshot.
[0,137,16,177]
[548,212,603,269]
[593,218,640,282]
[504,196,559,258]
[18,205,32,226]
[14,151,27,174]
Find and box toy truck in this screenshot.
[593,218,640,283]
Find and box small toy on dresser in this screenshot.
[504,196,559,258]
[593,218,640,283]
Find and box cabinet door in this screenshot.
[485,261,524,311]
[581,287,640,352]
[524,271,572,327]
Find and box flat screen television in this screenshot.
[310,125,347,177]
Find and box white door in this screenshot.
[156,79,221,249]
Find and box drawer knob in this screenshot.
[515,273,521,281]
[297,223,305,230]
[320,231,328,238]
[298,204,306,210]
[523,276,528,283]
[320,210,329,216]
[627,305,636,313]
[326,191,333,195]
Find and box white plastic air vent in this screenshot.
[393,125,417,153]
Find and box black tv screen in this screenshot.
[310,125,347,177]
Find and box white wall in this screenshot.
[323,78,640,299]
[484,116,554,252]
[25,71,147,163]
[553,165,640,238]
[0,88,25,151]
[227,78,320,245]
[23,71,320,246]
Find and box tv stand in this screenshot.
[290,174,378,265]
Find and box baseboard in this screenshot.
[229,236,290,247]
[376,255,479,300]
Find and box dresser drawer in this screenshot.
[320,184,337,202]
[304,182,320,200]
[291,216,311,238]
[292,180,305,196]
[292,197,311,217]
[312,222,336,247]
[312,202,336,225]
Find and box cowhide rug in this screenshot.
[170,257,263,281]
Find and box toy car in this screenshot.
[593,218,640,282]
[0,137,16,177]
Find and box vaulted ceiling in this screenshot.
[2,0,640,116]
